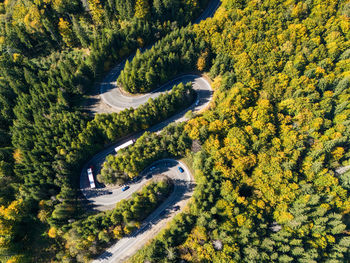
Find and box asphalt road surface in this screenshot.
[99,0,220,111]
[80,1,220,262]
[101,75,212,111]
[79,82,212,263]
[91,159,194,263]
[80,76,212,210]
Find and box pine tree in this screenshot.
[72,16,89,47]
[153,0,163,17]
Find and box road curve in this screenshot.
[99,0,220,111]
[80,1,220,262]
[92,159,193,263]
[80,75,212,210]
[101,75,212,111]
[80,74,212,263]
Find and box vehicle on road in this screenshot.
[132,176,141,182]
[87,168,96,189]
[115,140,134,153]
[178,166,184,173]
[159,210,167,217]
[80,0,217,261]
[122,185,130,191]
[174,205,180,211]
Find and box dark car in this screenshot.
[122,185,130,191]
[159,210,167,217]
[178,166,184,173]
[132,176,141,182]
[174,205,180,211]
[146,173,152,179]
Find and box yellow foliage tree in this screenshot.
[58,18,74,47]
[12,2,43,32]
[48,227,57,238]
[197,50,209,71]
[0,199,25,246]
[180,226,213,262]
[134,0,150,19]
[6,255,26,263]
[113,225,123,239]
[88,0,104,25]
[13,149,23,164]
[331,147,344,161]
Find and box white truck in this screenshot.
[87,168,96,189]
[115,139,134,153]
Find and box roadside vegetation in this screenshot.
[67,82,195,172]
[118,27,209,93]
[99,123,192,184]
[127,0,350,262]
[55,178,173,262]
[0,0,208,261]
[0,0,349,261]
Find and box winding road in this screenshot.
[80,1,220,262]
[99,0,220,111]
[80,75,212,210]
[91,159,194,263]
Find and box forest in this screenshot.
[118,28,209,93]
[0,0,207,261]
[0,0,350,262]
[128,0,350,262]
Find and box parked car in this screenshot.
[174,205,180,211]
[122,185,130,191]
[178,166,184,173]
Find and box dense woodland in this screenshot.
[118,28,209,93]
[0,0,349,262]
[128,0,350,262]
[0,0,207,261]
